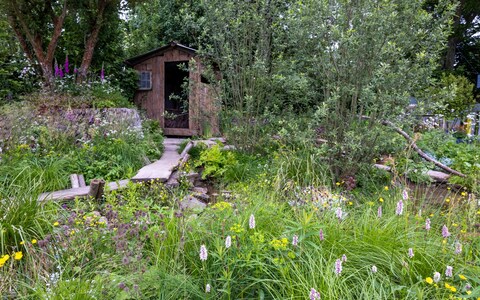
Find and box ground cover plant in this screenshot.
[1,142,479,299]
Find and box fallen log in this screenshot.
[380,119,466,178]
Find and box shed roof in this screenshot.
[124,41,197,66]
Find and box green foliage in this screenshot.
[290,0,454,179]
[431,73,476,120]
[194,144,237,179]
[124,0,204,57]
[0,101,163,193]
[418,130,480,192]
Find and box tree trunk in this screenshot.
[77,0,108,82]
[443,0,465,70]
[9,0,67,86]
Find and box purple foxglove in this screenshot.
[371,265,378,273]
[425,218,431,231]
[442,225,450,238]
[309,288,320,300]
[454,242,462,254]
[334,259,342,276]
[59,67,64,78]
[319,229,324,241]
[225,236,232,248]
[445,266,453,277]
[249,214,255,229]
[342,254,347,262]
[200,244,208,261]
[396,200,404,215]
[408,248,414,258]
[433,271,441,282]
[402,189,408,201]
[292,234,298,247]
[377,206,382,218]
[205,283,211,293]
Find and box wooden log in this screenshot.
[380,120,466,178]
[88,179,105,201]
[78,174,86,187]
[179,153,190,168]
[360,116,466,178]
[180,141,194,158]
[70,174,87,188]
[70,174,80,189]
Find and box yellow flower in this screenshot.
[14,251,23,260]
[460,230,466,234]
[429,213,434,217]
[20,241,25,245]
[445,283,451,289]
[442,239,447,244]
[459,274,466,280]
[53,222,59,227]
[348,201,353,206]
[379,198,384,203]
[452,223,458,227]
[445,198,450,203]
[367,201,374,206]
[449,286,456,293]
[336,182,341,186]
[384,186,389,191]
[425,277,433,284]
[461,192,467,197]
[466,291,472,295]
[31,239,37,244]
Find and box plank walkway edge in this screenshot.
[38,180,130,201]
[38,137,229,201]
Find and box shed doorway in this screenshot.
[164,61,189,129]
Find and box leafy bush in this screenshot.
[194,144,237,179]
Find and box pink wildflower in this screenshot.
[334,259,342,276]
[445,266,453,278]
[396,200,404,215]
[200,244,208,261]
[442,225,450,238]
[249,214,255,229]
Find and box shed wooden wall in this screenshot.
[132,47,219,136]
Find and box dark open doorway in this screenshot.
[164,61,189,128]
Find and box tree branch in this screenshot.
[380,119,466,177]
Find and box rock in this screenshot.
[426,170,450,182]
[179,195,206,211]
[192,187,208,194]
[166,171,180,188]
[193,193,210,202]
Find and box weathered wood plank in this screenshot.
[131,138,183,182]
[38,180,130,201]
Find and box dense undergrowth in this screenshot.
[1,134,479,299]
[0,98,163,198]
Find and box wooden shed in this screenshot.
[125,42,219,136]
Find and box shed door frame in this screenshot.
[164,60,189,129]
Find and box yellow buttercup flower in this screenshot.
[53,222,59,227]
[461,192,467,197]
[425,277,433,284]
[384,186,389,191]
[466,291,471,295]
[459,274,466,280]
[31,239,37,244]
[445,198,450,203]
[379,198,384,203]
[20,241,25,245]
[14,251,23,260]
